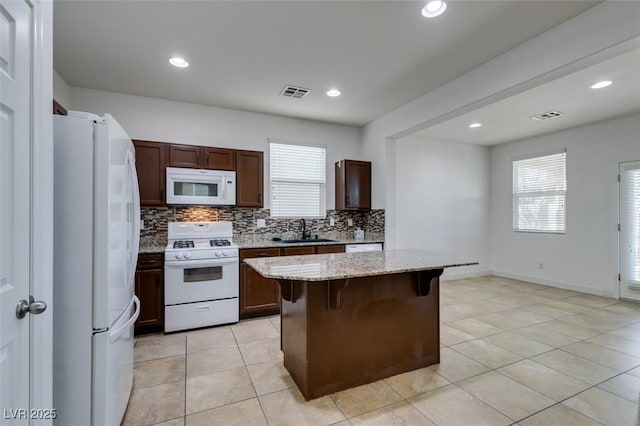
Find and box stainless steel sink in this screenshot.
[278,238,336,243]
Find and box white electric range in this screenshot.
[164,221,239,332]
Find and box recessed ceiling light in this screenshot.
[169,57,189,68]
[422,0,447,18]
[469,122,482,128]
[590,80,612,89]
[326,89,341,97]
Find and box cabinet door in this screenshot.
[168,144,201,168]
[345,160,371,209]
[315,245,345,254]
[236,150,264,207]
[203,147,235,170]
[134,268,163,332]
[240,248,280,317]
[133,140,166,206]
[282,246,315,256]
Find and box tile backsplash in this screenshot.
[140,206,384,240]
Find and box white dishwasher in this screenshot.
[345,243,383,252]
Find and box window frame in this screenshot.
[512,148,567,235]
[268,139,327,219]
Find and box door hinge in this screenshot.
[618,273,621,281]
[618,223,621,232]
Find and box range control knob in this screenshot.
[215,252,222,257]
[175,253,183,260]
[184,253,191,259]
[222,251,229,257]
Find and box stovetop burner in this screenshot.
[210,239,231,247]
[173,240,194,249]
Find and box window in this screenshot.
[620,161,640,285]
[513,150,566,233]
[270,141,326,218]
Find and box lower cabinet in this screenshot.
[239,244,346,319]
[135,254,164,334]
[240,248,281,318]
[315,245,346,254]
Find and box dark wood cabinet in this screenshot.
[135,254,164,334]
[203,147,235,170]
[240,248,281,318]
[315,245,346,254]
[282,246,315,256]
[335,160,371,210]
[240,244,346,318]
[168,144,201,168]
[168,144,236,171]
[134,140,263,208]
[53,99,67,115]
[133,140,166,206]
[236,150,264,207]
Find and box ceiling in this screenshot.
[53,1,598,127]
[413,47,640,145]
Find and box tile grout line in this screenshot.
[231,324,271,425]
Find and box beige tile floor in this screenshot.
[123,276,640,425]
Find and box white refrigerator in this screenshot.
[53,112,141,426]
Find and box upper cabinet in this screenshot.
[236,150,264,207]
[168,144,200,168]
[133,140,166,206]
[133,141,263,207]
[168,145,235,171]
[203,147,235,170]
[335,159,371,210]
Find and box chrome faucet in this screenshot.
[300,218,311,240]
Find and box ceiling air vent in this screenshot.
[530,110,565,121]
[280,85,310,99]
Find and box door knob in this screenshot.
[16,296,47,319]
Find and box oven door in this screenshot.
[164,258,239,305]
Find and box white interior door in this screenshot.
[0,0,33,422]
[620,160,640,301]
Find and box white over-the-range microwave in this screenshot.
[166,167,236,206]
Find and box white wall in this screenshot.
[69,87,361,209]
[395,136,491,279]
[53,69,70,109]
[491,113,640,297]
[362,2,640,215]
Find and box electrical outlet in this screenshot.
[256,218,266,228]
[347,219,353,226]
[329,218,335,226]
[140,219,144,229]
[538,262,544,270]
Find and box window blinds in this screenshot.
[270,142,326,218]
[513,151,566,233]
[621,162,640,285]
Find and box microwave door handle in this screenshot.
[219,177,226,200]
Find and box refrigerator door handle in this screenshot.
[128,150,141,286]
[110,296,140,343]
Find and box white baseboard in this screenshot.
[490,270,617,298]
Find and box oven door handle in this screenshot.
[165,259,239,268]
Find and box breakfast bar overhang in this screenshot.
[245,249,478,400]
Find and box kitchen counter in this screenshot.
[139,237,167,254]
[244,249,475,281]
[245,248,477,400]
[236,236,384,250]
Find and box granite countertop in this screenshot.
[137,234,385,253]
[139,237,167,254]
[235,236,384,249]
[244,249,478,281]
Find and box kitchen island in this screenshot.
[245,249,477,400]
